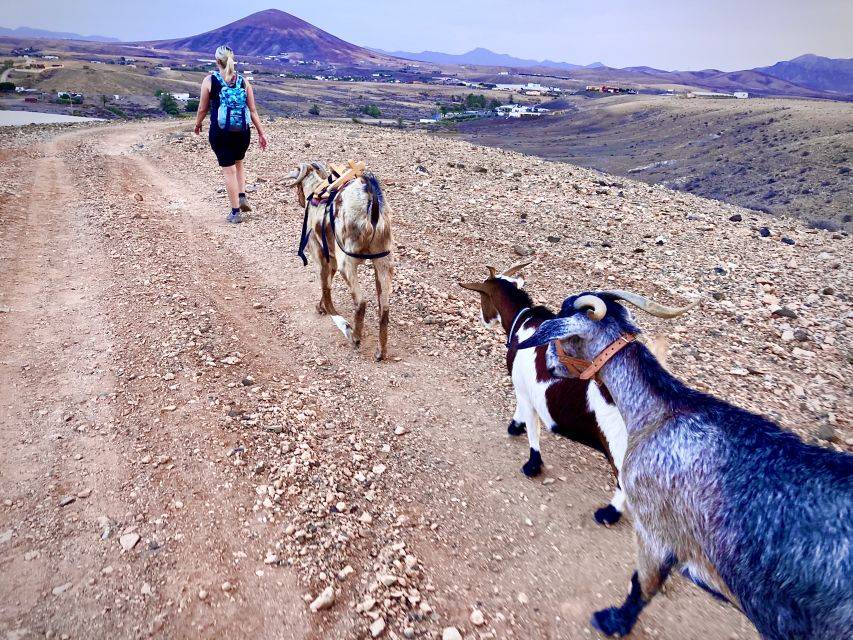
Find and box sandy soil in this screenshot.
[0,118,849,640]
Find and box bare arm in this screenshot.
[194,76,211,135]
[245,81,267,150]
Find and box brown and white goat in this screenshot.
[460,261,628,525]
[285,162,394,361]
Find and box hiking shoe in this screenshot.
[239,195,252,212]
[227,210,242,224]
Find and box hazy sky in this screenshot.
[4,0,852,70]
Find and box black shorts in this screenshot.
[209,127,250,167]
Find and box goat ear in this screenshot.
[646,336,669,368]
[458,281,489,294]
[517,318,576,350]
[502,258,535,277]
[485,266,497,279]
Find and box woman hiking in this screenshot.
[194,45,268,223]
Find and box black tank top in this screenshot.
[209,73,240,134]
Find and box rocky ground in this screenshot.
[0,118,849,640]
[457,95,853,231]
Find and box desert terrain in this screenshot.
[0,47,538,121]
[3,15,851,234]
[456,94,853,231]
[0,117,850,640]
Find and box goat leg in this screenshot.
[508,389,527,435]
[594,480,626,526]
[373,257,392,362]
[591,538,675,636]
[317,261,338,316]
[340,260,365,349]
[521,413,543,477]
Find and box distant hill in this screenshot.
[382,47,603,71]
[0,25,118,42]
[147,8,392,64]
[756,54,853,94]
[652,67,831,98]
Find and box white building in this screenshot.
[496,104,551,118]
[170,92,190,102]
[494,82,563,95]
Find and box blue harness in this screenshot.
[297,177,391,266]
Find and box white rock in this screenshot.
[370,617,386,637]
[442,627,463,640]
[470,609,485,626]
[310,585,335,612]
[379,574,398,587]
[119,533,140,551]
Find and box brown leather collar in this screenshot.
[556,333,636,381]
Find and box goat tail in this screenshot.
[363,172,385,228]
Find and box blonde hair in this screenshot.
[215,45,236,82]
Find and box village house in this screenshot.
[494,82,563,96]
[496,104,551,118]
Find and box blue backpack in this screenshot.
[214,71,248,132]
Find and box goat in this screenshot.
[459,260,628,525]
[285,162,394,361]
[518,290,853,639]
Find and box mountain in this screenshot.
[383,47,601,71]
[756,54,853,94]
[147,8,390,64]
[0,25,118,42]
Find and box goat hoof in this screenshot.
[507,420,526,436]
[521,449,543,477]
[594,505,622,526]
[374,349,384,362]
[521,462,542,477]
[591,607,631,637]
[316,303,327,315]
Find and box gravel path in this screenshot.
[0,118,849,640]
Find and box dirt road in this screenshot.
[2,119,848,639]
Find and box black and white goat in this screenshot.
[519,290,853,639]
[460,261,628,525]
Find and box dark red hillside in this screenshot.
[146,8,393,64]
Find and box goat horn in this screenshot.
[602,290,699,319]
[311,161,330,178]
[502,258,535,277]
[573,294,607,320]
[285,163,310,186]
[485,266,497,279]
